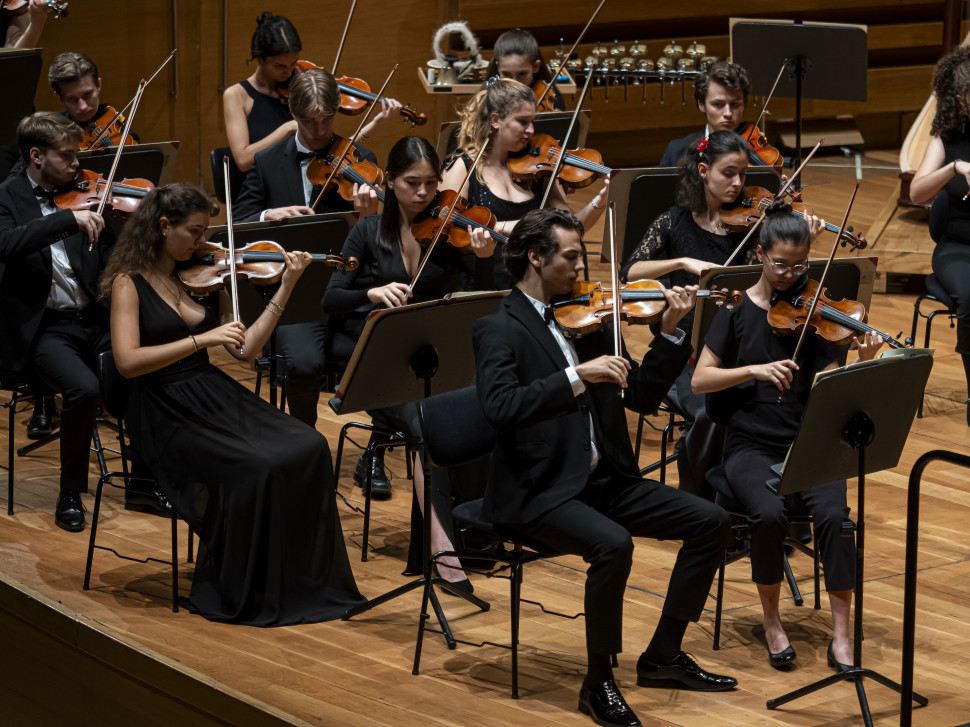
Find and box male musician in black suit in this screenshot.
[0,112,112,531]
[48,52,141,145]
[474,208,736,727]
[233,67,391,494]
[659,60,751,167]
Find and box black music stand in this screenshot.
[206,212,355,406]
[0,48,41,145]
[762,354,932,725]
[731,21,867,179]
[332,292,506,646]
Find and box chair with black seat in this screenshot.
[413,385,582,699]
[706,464,828,651]
[82,351,193,612]
[634,398,687,482]
[210,147,245,205]
[910,273,958,418]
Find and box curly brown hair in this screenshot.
[99,183,216,299]
[930,46,970,140]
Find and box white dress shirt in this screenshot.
[29,178,89,311]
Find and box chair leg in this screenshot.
[782,553,803,607]
[634,414,645,461]
[254,369,262,398]
[188,528,194,563]
[83,476,107,590]
[510,560,521,699]
[7,391,15,515]
[713,555,726,650]
[170,510,179,613]
[813,537,821,610]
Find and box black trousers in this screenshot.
[31,313,110,493]
[932,241,970,356]
[723,442,855,591]
[274,320,327,427]
[516,473,732,656]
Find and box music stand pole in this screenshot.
[762,355,933,725]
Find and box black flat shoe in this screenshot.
[124,487,173,518]
[767,643,797,669]
[827,640,854,679]
[636,651,737,691]
[578,679,642,727]
[54,491,85,532]
[353,450,391,499]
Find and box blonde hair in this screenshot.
[288,68,339,119]
[451,78,536,181]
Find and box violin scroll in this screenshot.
[711,287,743,310]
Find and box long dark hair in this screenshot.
[100,184,215,299]
[675,130,748,214]
[249,11,302,61]
[930,46,970,141]
[759,198,810,251]
[485,28,552,83]
[504,208,583,283]
[378,136,441,254]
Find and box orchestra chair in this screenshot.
[209,147,245,205]
[413,386,583,699]
[910,273,958,418]
[1,371,62,515]
[83,351,193,612]
[634,398,687,483]
[706,464,856,651]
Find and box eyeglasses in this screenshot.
[763,254,808,276]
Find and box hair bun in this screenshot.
[764,197,789,217]
[256,11,274,25]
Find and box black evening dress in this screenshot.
[123,274,365,625]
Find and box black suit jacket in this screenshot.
[234,135,378,222]
[659,131,705,168]
[473,287,691,525]
[0,172,113,371]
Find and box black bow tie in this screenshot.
[295,149,329,163]
[33,186,58,205]
[543,305,555,324]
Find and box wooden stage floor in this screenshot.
[2,158,970,726]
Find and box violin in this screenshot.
[721,186,868,251]
[552,279,743,338]
[508,133,610,189]
[737,122,783,169]
[1,0,68,17]
[54,169,153,216]
[177,239,358,296]
[81,106,138,150]
[410,190,509,252]
[281,61,426,127]
[531,79,560,112]
[305,136,385,204]
[768,276,906,349]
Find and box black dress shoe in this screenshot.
[767,643,797,669]
[578,679,642,727]
[54,491,85,532]
[827,640,854,678]
[26,412,53,439]
[124,486,173,517]
[353,450,391,499]
[636,651,737,691]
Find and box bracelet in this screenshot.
[267,299,285,314]
[189,334,199,352]
[590,199,605,210]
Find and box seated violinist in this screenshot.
[48,52,140,148]
[0,112,161,532]
[223,11,402,173]
[659,60,750,167]
[486,28,566,112]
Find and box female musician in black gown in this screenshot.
[910,45,970,426]
[485,28,565,111]
[323,136,496,588]
[692,201,881,670]
[223,11,401,173]
[440,78,607,290]
[102,183,365,625]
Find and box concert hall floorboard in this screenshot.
[2,159,969,726]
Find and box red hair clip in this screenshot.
[696,139,709,153]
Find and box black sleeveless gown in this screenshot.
[123,274,365,625]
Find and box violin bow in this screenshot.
[540,0,608,111]
[408,139,490,291]
[330,0,357,77]
[743,59,787,148]
[85,49,177,150]
[88,79,146,250]
[722,137,824,266]
[223,156,243,353]
[310,64,397,211]
[607,202,625,399]
[538,66,596,210]
[788,180,862,366]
